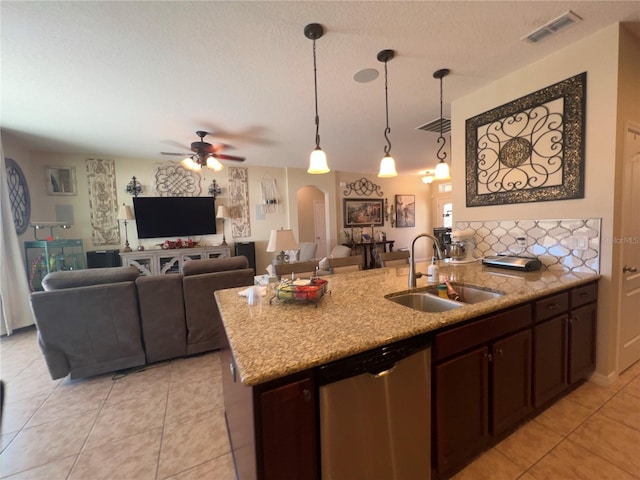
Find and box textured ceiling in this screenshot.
[2,1,639,176]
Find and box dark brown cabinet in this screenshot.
[533,314,569,407]
[220,327,318,480]
[568,302,597,383]
[433,305,532,478]
[491,329,532,437]
[533,292,570,407]
[259,378,317,480]
[435,346,489,477]
[533,282,598,407]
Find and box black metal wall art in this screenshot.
[466,72,586,207]
[343,177,384,197]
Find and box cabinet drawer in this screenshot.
[534,292,569,323]
[434,305,532,361]
[571,282,598,308]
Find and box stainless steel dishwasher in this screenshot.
[317,334,431,480]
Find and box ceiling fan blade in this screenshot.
[161,152,190,156]
[212,153,245,162]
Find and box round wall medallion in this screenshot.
[5,158,31,235]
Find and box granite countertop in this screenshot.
[215,261,599,386]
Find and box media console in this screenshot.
[120,246,231,276]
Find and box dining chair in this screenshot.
[328,255,364,274]
[379,250,410,267]
[274,260,319,279]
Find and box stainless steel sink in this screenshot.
[385,293,463,312]
[386,283,505,313]
[424,284,505,304]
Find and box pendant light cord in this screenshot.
[383,60,392,156]
[313,38,321,149]
[436,74,447,162]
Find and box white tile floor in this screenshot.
[1,326,639,479]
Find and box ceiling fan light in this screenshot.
[308,148,330,174]
[181,156,198,171]
[378,155,398,178]
[434,160,451,180]
[206,156,224,171]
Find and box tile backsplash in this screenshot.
[454,218,601,274]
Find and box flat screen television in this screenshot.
[133,197,217,239]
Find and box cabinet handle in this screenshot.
[579,292,589,298]
[229,361,236,383]
[302,388,312,403]
[547,303,559,310]
[484,352,493,362]
[496,348,504,358]
[623,265,638,273]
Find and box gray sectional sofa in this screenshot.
[30,256,254,380]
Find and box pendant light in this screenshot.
[305,23,330,174]
[433,68,451,180]
[377,49,397,178]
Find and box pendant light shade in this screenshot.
[377,49,397,178]
[433,68,451,180]
[305,23,330,174]
[309,147,329,174]
[379,155,397,178]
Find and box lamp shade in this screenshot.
[216,205,229,219]
[308,148,330,174]
[378,155,398,178]
[118,204,135,221]
[266,229,299,253]
[434,160,451,180]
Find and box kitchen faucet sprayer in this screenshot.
[409,233,445,288]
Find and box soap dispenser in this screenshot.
[427,256,439,283]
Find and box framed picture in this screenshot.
[465,72,586,207]
[395,195,415,228]
[46,166,77,195]
[343,198,384,227]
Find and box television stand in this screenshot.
[120,245,231,276]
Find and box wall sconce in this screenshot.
[125,176,143,197]
[208,179,222,197]
[385,199,396,228]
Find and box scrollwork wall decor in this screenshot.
[152,162,201,197]
[466,72,586,207]
[5,158,31,234]
[344,177,384,197]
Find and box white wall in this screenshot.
[451,23,639,379]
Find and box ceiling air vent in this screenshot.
[521,10,582,44]
[416,117,451,134]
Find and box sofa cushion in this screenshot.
[135,275,187,363]
[182,256,248,276]
[42,266,139,291]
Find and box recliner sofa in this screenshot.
[30,257,254,379]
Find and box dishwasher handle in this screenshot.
[369,363,397,378]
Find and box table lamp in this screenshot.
[266,228,299,264]
[118,203,135,252]
[216,205,229,246]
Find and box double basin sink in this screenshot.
[386,283,505,313]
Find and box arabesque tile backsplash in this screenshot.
[454,218,601,274]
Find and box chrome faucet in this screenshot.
[409,233,445,288]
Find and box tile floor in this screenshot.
[1,326,639,479]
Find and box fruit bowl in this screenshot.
[272,278,329,305]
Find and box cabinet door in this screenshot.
[533,315,569,407]
[435,346,489,477]
[259,377,317,480]
[569,303,597,384]
[491,329,532,437]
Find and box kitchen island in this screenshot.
[215,261,599,479]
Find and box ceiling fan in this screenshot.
[161,130,245,171]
